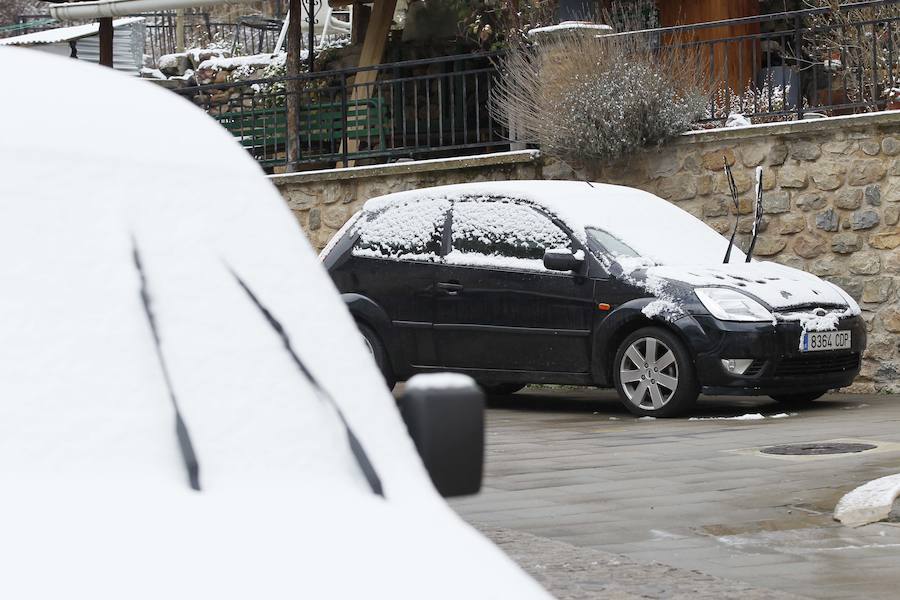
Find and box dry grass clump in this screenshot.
[492,29,710,163]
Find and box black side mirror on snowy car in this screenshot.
[543,248,584,272]
[397,374,484,498]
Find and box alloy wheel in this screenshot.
[619,337,679,410]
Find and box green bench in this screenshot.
[213,99,387,166]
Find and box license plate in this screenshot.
[801,330,851,352]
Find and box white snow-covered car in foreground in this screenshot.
[0,48,549,599]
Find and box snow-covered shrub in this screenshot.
[492,30,709,163]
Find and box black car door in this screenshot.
[432,198,596,374]
[343,197,450,368]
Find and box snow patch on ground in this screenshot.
[406,373,478,392]
[688,413,796,421]
[834,474,900,527]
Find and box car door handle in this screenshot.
[436,282,463,296]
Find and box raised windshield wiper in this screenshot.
[722,157,740,264]
[231,271,384,498]
[746,166,764,263]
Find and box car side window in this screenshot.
[449,199,572,271]
[352,198,450,261]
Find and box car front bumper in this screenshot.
[678,314,866,396]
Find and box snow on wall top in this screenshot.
[363,180,744,266]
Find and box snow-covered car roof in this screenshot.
[363,180,747,265]
[0,48,546,599]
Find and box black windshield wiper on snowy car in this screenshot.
[722,158,740,264]
[133,242,201,491]
[745,166,764,263]
[231,272,385,498]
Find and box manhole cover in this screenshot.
[761,442,877,456]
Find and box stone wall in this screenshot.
[270,113,900,392]
[270,151,544,249]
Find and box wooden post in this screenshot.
[175,9,185,53]
[286,0,304,172]
[98,17,113,68]
[342,0,397,166]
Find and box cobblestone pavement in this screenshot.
[475,525,804,599]
[450,390,900,599]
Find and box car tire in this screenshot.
[613,326,699,418]
[770,391,828,405]
[358,322,396,390]
[479,383,525,396]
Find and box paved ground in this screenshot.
[449,390,900,599]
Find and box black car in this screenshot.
[322,181,865,417]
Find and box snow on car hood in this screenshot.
[0,48,547,599]
[646,261,857,312]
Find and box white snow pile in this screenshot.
[725,113,751,127]
[834,473,900,527]
[198,52,285,73]
[405,373,478,392]
[688,413,796,421]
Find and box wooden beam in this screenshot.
[343,0,396,165]
[98,17,113,68]
[285,0,304,172]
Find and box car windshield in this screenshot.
[586,227,640,261]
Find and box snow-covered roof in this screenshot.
[0,16,143,46]
[364,180,744,266]
[0,47,547,598]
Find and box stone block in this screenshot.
[702,149,734,170]
[886,206,900,226]
[848,159,887,186]
[779,214,807,234]
[832,232,862,254]
[862,277,895,303]
[793,233,827,258]
[884,308,900,333]
[714,170,752,195]
[696,175,713,196]
[768,144,788,166]
[860,140,881,156]
[738,216,768,234]
[322,205,351,229]
[308,207,321,230]
[752,236,786,256]
[656,174,696,201]
[646,153,682,179]
[816,208,839,231]
[810,163,845,191]
[849,252,881,275]
[762,191,790,214]
[882,136,900,156]
[778,165,808,188]
[869,230,900,249]
[790,140,821,161]
[826,276,864,301]
[796,192,827,211]
[834,188,862,210]
[702,198,730,217]
[865,184,882,206]
[739,145,766,167]
[823,140,855,154]
[851,209,880,230]
[809,256,841,276]
[286,189,316,211]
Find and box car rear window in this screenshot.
[352,199,450,261]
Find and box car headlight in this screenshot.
[695,288,773,322]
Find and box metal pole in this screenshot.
[98,17,113,68]
[286,0,303,172]
[307,0,315,73]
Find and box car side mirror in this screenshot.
[397,374,484,497]
[543,248,584,272]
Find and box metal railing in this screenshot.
[611,0,900,124]
[0,15,56,38]
[177,52,508,170]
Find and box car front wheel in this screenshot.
[613,326,698,418]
